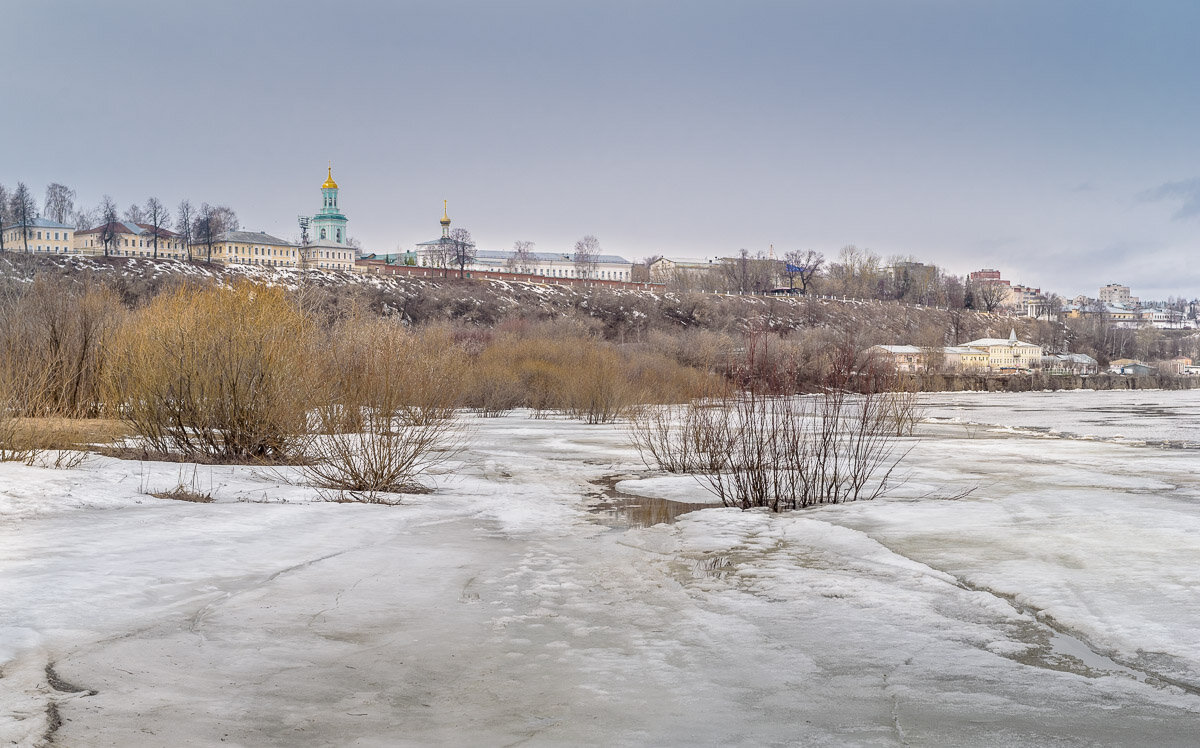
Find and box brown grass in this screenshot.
[150,486,214,503]
[10,418,129,450]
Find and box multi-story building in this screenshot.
[873,333,1043,375]
[942,346,991,372]
[1,216,75,253]
[961,330,1044,372]
[1042,353,1099,375]
[200,231,301,267]
[870,345,927,373]
[1099,283,1139,306]
[1005,283,1043,308]
[648,257,720,282]
[75,221,185,258]
[968,269,1005,284]
[1139,308,1186,329]
[414,205,633,280]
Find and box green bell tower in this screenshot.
[312,165,348,245]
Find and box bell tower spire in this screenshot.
[440,199,451,238]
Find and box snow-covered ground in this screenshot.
[5,393,1200,746]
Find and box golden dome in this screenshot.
[322,166,338,190]
[440,199,451,226]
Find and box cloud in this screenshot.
[1137,178,1200,220]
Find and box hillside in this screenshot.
[0,252,1054,348]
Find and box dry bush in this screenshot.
[0,380,35,463]
[109,283,318,462]
[628,402,728,474]
[461,326,714,422]
[884,379,925,436]
[301,319,467,499]
[146,464,215,502]
[0,277,124,418]
[630,388,907,511]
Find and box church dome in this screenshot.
[440,199,451,226]
[322,166,338,190]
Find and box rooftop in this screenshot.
[7,216,74,230]
[208,230,295,247]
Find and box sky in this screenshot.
[5,0,1200,299]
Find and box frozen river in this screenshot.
[919,388,1200,446]
[4,391,1200,745]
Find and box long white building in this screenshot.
[413,205,633,281]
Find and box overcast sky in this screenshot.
[6,0,1200,298]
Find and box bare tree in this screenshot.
[633,253,664,282]
[0,184,8,252]
[573,234,601,279]
[144,196,169,259]
[196,203,218,262]
[970,280,1008,313]
[449,227,476,279]
[123,203,145,224]
[783,249,824,294]
[43,183,76,224]
[98,196,119,257]
[507,240,536,273]
[11,183,37,253]
[720,249,775,294]
[176,200,194,261]
[207,205,239,235]
[70,205,99,232]
[1038,293,1064,323]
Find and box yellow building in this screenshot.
[962,329,1044,372]
[195,231,301,267]
[942,346,991,372]
[1,217,74,254]
[870,345,927,373]
[75,221,186,258]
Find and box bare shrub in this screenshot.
[0,381,37,463]
[109,283,318,462]
[147,464,215,502]
[0,277,124,418]
[461,325,714,423]
[884,379,925,436]
[628,402,728,474]
[629,387,909,511]
[300,319,468,499]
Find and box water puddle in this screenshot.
[586,475,716,529]
[1044,629,1147,682]
[954,578,1200,694]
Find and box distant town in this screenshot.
[1,169,1196,380]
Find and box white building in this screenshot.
[414,205,633,281]
[1099,284,1139,306]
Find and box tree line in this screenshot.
[0,180,239,260]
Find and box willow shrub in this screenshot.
[109,283,318,462]
[0,277,125,418]
[462,331,716,422]
[301,319,468,499]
